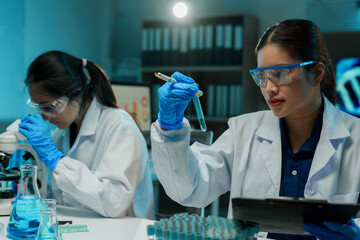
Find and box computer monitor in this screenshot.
[336,58,360,117]
[111,83,152,131]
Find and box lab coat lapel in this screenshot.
[61,128,71,154]
[307,96,350,198]
[255,113,282,195]
[68,98,101,153]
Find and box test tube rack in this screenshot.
[147,212,259,240]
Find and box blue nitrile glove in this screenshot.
[158,72,199,130]
[303,218,360,240]
[18,115,65,171]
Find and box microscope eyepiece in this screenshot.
[0,152,11,168]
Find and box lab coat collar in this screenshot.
[77,97,102,137]
[61,98,102,155]
[306,95,350,198]
[321,94,350,140]
[254,95,350,141]
[254,113,279,142]
[254,94,351,197]
[255,113,282,194]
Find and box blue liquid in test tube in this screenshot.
[193,96,207,132]
[154,72,207,132]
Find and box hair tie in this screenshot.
[82,58,87,68]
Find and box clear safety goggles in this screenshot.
[249,61,316,88]
[27,97,69,118]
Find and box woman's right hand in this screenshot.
[18,115,65,171]
[157,72,199,130]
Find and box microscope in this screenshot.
[0,119,47,201]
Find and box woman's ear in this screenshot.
[314,62,325,86]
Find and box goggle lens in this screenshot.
[27,97,69,118]
[251,69,291,88]
[249,61,316,88]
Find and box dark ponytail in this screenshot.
[255,19,336,104]
[25,50,118,111]
[25,50,143,129]
[82,60,118,109]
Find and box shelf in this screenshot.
[151,115,230,123]
[142,66,243,73]
[142,14,260,141]
[185,115,230,122]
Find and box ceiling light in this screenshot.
[173,2,188,18]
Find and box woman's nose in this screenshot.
[41,113,50,121]
[264,78,278,93]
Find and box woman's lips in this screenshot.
[269,98,284,107]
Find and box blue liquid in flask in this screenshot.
[36,199,63,240]
[7,196,42,239]
[7,164,43,239]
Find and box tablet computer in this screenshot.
[232,196,360,235]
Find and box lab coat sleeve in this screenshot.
[52,120,143,218]
[151,118,233,208]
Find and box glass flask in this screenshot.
[7,164,42,239]
[36,199,62,240]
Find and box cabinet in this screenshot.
[141,14,261,140]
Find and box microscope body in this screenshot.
[0,119,48,198]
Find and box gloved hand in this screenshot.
[158,72,199,130]
[18,115,65,171]
[303,218,360,240]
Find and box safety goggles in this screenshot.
[27,97,69,118]
[249,61,316,88]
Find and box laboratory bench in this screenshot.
[0,206,155,240]
[0,205,275,240]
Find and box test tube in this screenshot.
[147,225,155,240]
[193,96,207,131]
[154,72,207,132]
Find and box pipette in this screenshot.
[154,72,203,97]
[154,72,207,132]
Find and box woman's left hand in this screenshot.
[303,218,360,240]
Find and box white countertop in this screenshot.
[0,206,155,240]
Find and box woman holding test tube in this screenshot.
[151,19,360,239]
[154,72,207,131]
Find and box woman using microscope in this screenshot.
[18,50,153,218]
[151,19,360,239]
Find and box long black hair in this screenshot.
[255,19,336,104]
[25,50,118,111]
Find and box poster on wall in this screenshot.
[111,83,151,131]
[336,58,360,117]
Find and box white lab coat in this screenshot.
[49,98,153,218]
[151,95,360,218]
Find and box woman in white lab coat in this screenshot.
[151,19,360,239]
[18,50,153,218]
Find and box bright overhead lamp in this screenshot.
[173,2,188,18]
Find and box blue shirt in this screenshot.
[268,112,323,240]
[279,112,323,197]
